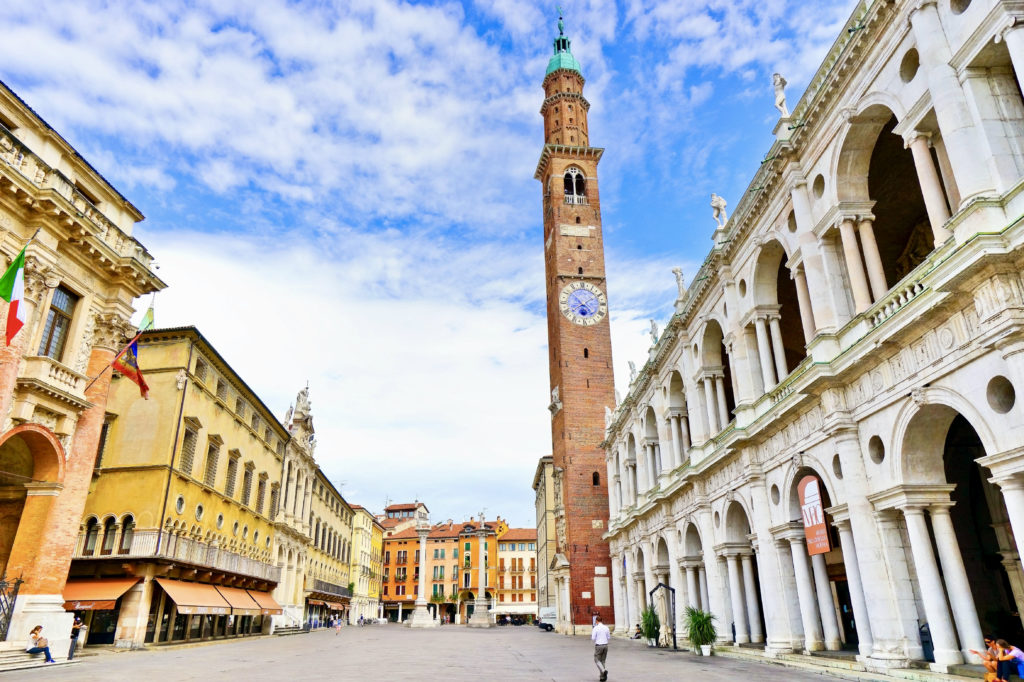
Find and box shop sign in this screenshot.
[798,475,831,556]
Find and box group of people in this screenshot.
[24,617,85,665]
[972,636,1024,682]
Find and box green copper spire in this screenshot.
[545,8,582,77]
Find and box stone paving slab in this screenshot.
[17,625,849,682]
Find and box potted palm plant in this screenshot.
[685,606,717,656]
[640,605,660,647]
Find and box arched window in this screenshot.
[100,516,117,555]
[119,515,135,554]
[583,348,589,358]
[563,167,587,205]
[592,472,600,486]
[83,518,99,556]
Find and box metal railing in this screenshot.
[0,573,24,642]
[72,530,280,582]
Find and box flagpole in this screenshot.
[82,329,145,394]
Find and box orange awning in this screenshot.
[245,590,283,615]
[214,586,261,616]
[155,578,230,615]
[307,599,325,606]
[63,578,140,611]
[327,602,345,610]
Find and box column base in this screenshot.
[8,594,73,661]
[405,605,438,628]
[467,612,493,628]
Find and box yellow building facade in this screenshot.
[349,505,383,622]
[67,327,285,648]
[304,469,353,624]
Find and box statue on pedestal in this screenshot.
[711,193,728,228]
[649,319,659,345]
[773,73,789,118]
[672,267,686,300]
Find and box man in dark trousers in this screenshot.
[68,616,84,660]
[591,614,610,681]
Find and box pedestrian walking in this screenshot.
[334,617,342,635]
[68,616,84,660]
[591,614,610,681]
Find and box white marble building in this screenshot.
[604,0,1024,673]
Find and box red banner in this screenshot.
[798,475,831,555]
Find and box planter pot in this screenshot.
[700,644,712,656]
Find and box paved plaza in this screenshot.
[17,626,845,682]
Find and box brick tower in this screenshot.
[535,12,616,632]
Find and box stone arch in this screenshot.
[894,388,998,485]
[723,499,753,543]
[668,370,685,409]
[751,238,808,376]
[782,456,844,514]
[0,423,66,483]
[699,318,736,425]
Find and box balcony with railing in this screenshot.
[306,577,352,600]
[73,529,280,582]
[564,193,587,205]
[15,356,89,412]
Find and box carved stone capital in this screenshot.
[91,313,134,352]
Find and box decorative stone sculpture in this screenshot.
[615,389,621,406]
[649,319,659,345]
[672,267,686,300]
[773,73,789,118]
[294,385,311,418]
[628,361,637,383]
[711,193,728,228]
[605,406,613,427]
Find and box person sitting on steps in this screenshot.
[26,625,56,663]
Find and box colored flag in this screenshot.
[0,246,26,345]
[112,332,149,399]
[138,305,155,332]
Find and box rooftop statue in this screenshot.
[711,193,728,228]
[773,72,789,118]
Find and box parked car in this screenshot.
[537,607,556,632]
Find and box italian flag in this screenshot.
[0,246,26,346]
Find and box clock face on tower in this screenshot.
[559,281,608,326]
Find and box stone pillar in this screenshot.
[792,267,816,342]
[698,566,710,613]
[929,505,984,661]
[646,442,658,487]
[726,554,749,643]
[754,317,777,390]
[702,378,719,434]
[905,132,953,245]
[833,518,873,657]
[767,315,788,381]
[632,571,646,629]
[857,218,888,301]
[786,535,824,651]
[114,569,155,648]
[1003,25,1024,97]
[741,553,763,644]
[791,181,839,331]
[909,1,993,204]
[679,417,691,460]
[838,218,873,313]
[713,375,729,428]
[810,553,842,650]
[469,524,492,628]
[668,416,681,470]
[901,506,961,665]
[685,565,700,610]
[407,525,438,628]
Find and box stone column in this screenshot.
[792,266,817,343]
[768,315,788,381]
[905,132,953,245]
[407,525,437,628]
[668,416,681,470]
[114,569,156,648]
[644,443,656,489]
[786,536,824,651]
[611,474,621,515]
[994,478,1024,561]
[714,375,729,428]
[791,180,839,331]
[726,554,749,643]
[754,317,777,390]
[632,571,646,629]
[291,471,302,516]
[1002,25,1024,97]
[741,553,764,644]
[469,523,492,627]
[833,518,873,657]
[838,218,873,313]
[698,567,710,613]
[685,564,700,610]
[857,218,887,301]
[901,506,961,665]
[702,378,719,434]
[929,505,984,661]
[909,1,993,204]
[679,417,691,460]
[810,553,842,650]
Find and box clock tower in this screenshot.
[535,13,616,632]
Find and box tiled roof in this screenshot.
[501,528,537,542]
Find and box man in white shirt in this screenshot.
[591,614,611,681]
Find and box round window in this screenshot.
[832,454,844,480]
[195,504,204,521]
[232,521,240,537]
[243,525,249,539]
[951,0,971,14]
[713,511,721,528]
[786,210,797,233]
[738,279,747,298]
[266,536,271,548]
[175,496,185,515]
[812,174,825,199]
[216,514,224,530]
[868,435,885,464]
[987,375,1016,414]
[770,484,780,505]
[900,49,920,83]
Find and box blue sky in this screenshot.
[2,0,856,527]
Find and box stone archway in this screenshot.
[699,319,735,434]
[721,501,764,645]
[893,403,1015,663]
[0,424,65,578]
[751,239,807,387]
